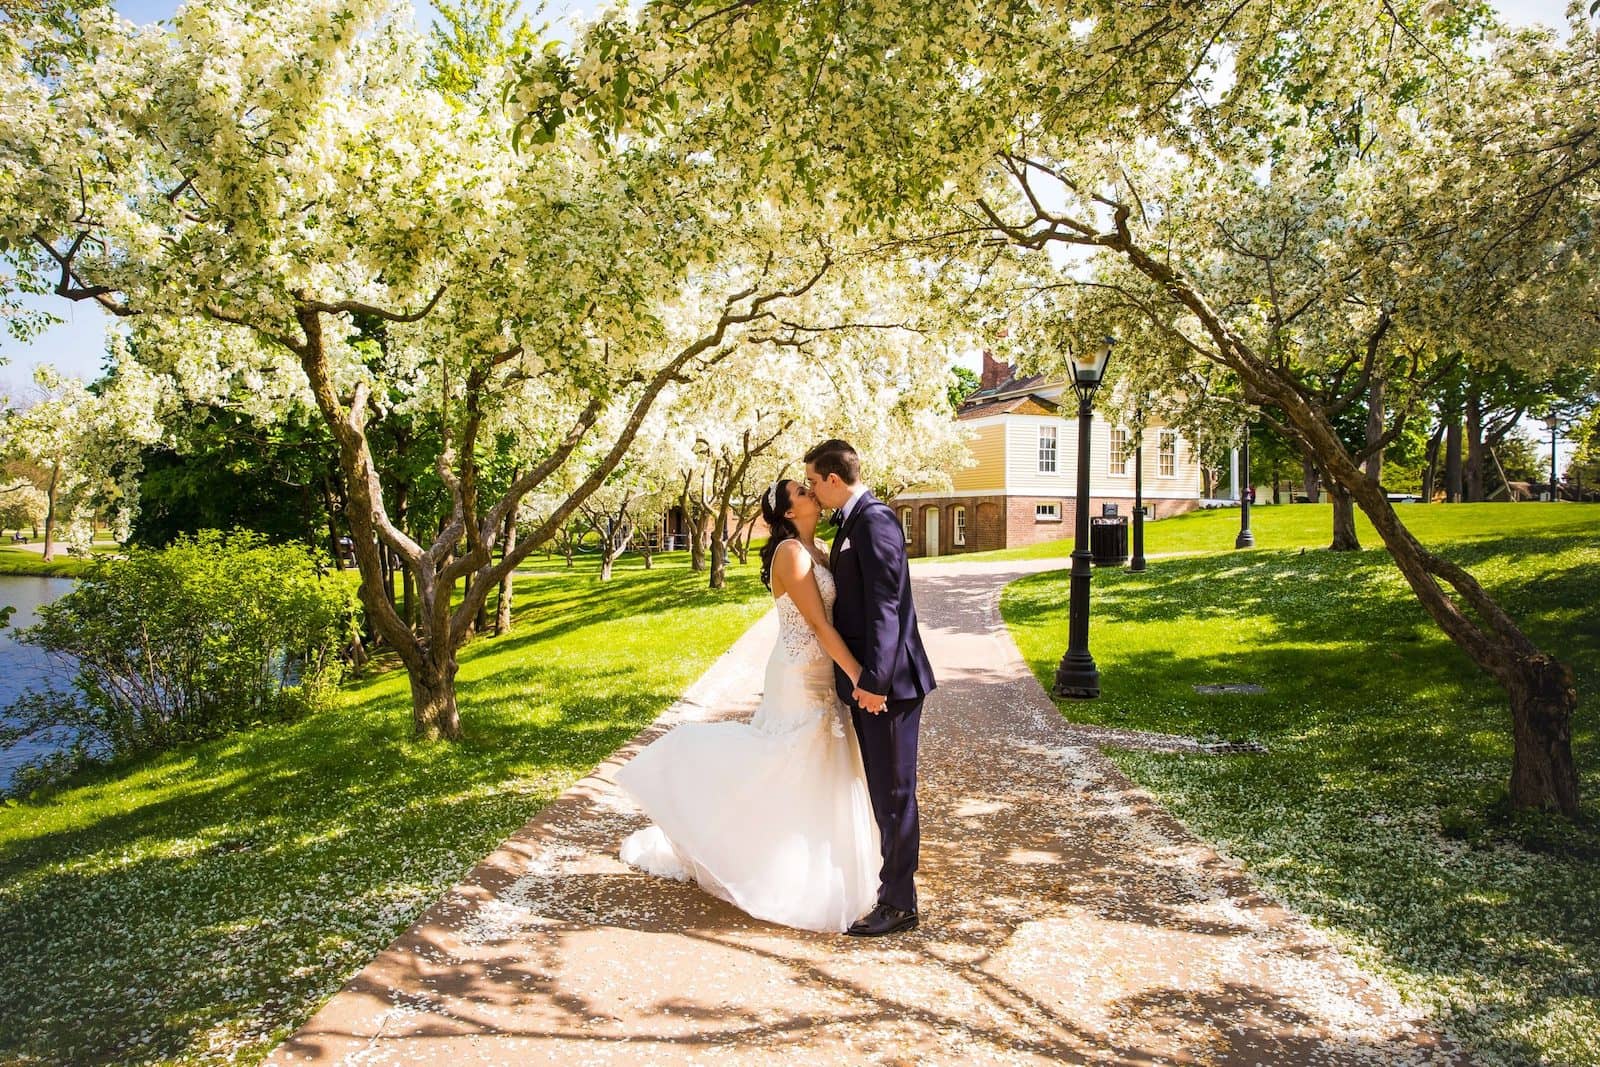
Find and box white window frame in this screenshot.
[1159,430,1178,478]
[1109,427,1128,475]
[1038,426,1057,473]
[1035,503,1060,522]
[900,507,913,543]
[954,506,967,546]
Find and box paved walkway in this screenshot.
[268,559,1462,1066]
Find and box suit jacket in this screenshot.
[828,491,937,703]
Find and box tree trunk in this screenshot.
[1301,454,1320,503]
[345,627,369,676]
[1421,418,1445,503]
[690,514,707,572]
[1364,374,1386,486]
[379,544,393,609]
[409,662,463,741]
[1351,476,1578,814]
[1507,655,1581,813]
[402,564,417,627]
[1329,484,1361,550]
[1444,416,1463,502]
[1353,470,1579,814]
[600,548,615,581]
[708,536,726,589]
[494,517,517,636]
[1271,456,1282,504]
[1465,384,1486,502]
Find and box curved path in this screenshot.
[268,559,1462,1065]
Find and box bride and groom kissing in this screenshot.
[616,438,936,936]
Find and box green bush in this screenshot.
[1,530,357,792]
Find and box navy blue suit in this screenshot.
[829,491,935,912]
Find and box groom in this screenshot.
[804,438,936,937]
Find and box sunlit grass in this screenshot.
[968,499,1598,561]
[1001,504,1599,1065]
[0,551,771,1065]
[0,535,120,577]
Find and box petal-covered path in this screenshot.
[267,559,1463,1066]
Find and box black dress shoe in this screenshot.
[846,903,919,937]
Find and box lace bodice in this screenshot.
[776,554,836,664]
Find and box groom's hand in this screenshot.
[853,687,887,714]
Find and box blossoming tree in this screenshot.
[517,0,1597,813]
[2,0,850,739]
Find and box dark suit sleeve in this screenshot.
[852,504,906,696]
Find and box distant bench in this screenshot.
[9,533,27,544]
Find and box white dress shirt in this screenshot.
[837,484,870,527]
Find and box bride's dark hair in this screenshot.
[759,479,801,589]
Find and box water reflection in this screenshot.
[0,575,77,791]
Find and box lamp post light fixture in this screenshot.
[1235,424,1255,549]
[1545,414,1560,502]
[1130,411,1147,573]
[1053,335,1116,700]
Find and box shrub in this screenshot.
[1,530,358,793]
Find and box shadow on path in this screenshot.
[266,559,1465,1065]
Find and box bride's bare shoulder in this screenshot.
[772,537,813,571]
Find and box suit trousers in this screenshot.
[850,696,922,912]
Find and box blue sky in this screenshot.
[1,0,1582,461]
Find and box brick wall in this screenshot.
[884,494,1009,557]
[888,493,1197,556]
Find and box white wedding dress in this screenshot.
[615,560,881,932]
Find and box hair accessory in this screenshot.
[764,481,781,512]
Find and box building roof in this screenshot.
[956,394,1059,420]
[960,368,1058,409]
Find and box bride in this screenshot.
[614,477,880,933]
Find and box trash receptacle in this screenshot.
[1090,515,1129,566]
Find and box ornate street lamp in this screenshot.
[1054,335,1116,700]
[1545,414,1560,502]
[1130,406,1147,573]
[1235,424,1255,548]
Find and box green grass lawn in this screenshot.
[967,498,1598,561]
[1000,503,1599,1065]
[0,551,771,1066]
[0,532,122,577]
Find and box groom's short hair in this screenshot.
[804,439,861,485]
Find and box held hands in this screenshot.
[852,687,888,714]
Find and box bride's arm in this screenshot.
[772,542,863,684]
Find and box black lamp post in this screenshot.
[1129,407,1147,573]
[1053,335,1116,700]
[1545,414,1560,502]
[1235,424,1255,548]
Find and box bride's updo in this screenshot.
[759,479,801,589]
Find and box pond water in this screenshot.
[0,575,78,791]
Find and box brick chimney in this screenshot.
[980,349,1012,391]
